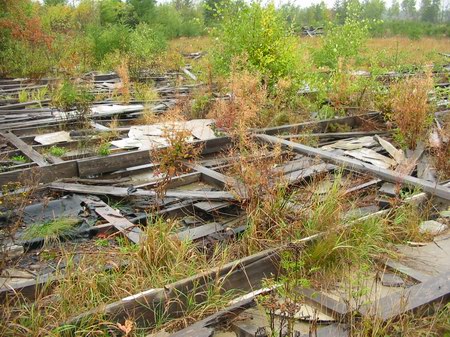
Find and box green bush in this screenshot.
[313,16,369,70]
[153,4,205,39]
[0,40,54,78]
[128,23,166,74]
[212,1,300,85]
[88,23,131,64]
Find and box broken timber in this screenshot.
[256,134,450,201]
[47,182,237,201]
[87,200,144,244]
[1,131,47,166]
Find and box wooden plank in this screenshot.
[194,201,231,213]
[1,131,47,166]
[384,259,430,283]
[176,223,224,241]
[0,160,78,186]
[66,247,281,326]
[256,112,381,136]
[0,99,50,110]
[170,298,256,337]
[256,134,450,201]
[77,136,231,176]
[344,179,382,194]
[185,163,248,199]
[279,130,392,140]
[360,271,450,320]
[47,182,237,201]
[285,163,336,184]
[295,287,349,321]
[316,324,349,337]
[93,203,144,245]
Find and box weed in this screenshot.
[51,79,94,128]
[95,238,109,247]
[11,155,27,163]
[208,68,267,133]
[115,58,131,104]
[97,142,111,156]
[48,145,66,157]
[389,68,434,149]
[18,90,28,103]
[189,91,212,119]
[133,82,159,103]
[23,217,81,241]
[314,6,370,69]
[152,120,203,198]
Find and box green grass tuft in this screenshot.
[23,217,81,240]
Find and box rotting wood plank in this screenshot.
[92,202,144,244]
[184,162,248,199]
[169,297,256,337]
[0,160,78,186]
[295,287,350,321]
[193,200,231,213]
[315,324,349,337]
[77,136,231,176]
[279,130,392,140]
[47,182,237,201]
[256,112,381,136]
[344,179,382,194]
[383,259,430,283]
[256,134,450,201]
[135,172,201,189]
[1,131,47,166]
[285,163,336,184]
[176,222,224,241]
[65,247,281,326]
[360,271,450,320]
[0,99,51,111]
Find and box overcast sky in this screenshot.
[269,0,401,8]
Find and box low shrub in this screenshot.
[212,1,301,85]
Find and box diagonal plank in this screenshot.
[47,182,237,201]
[184,162,248,199]
[360,271,450,320]
[93,202,144,245]
[256,134,450,200]
[1,131,47,166]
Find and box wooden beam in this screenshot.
[295,287,350,321]
[66,247,281,326]
[384,259,430,283]
[0,160,78,186]
[360,271,450,320]
[92,202,144,245]
[1,131,47,166]
[77,136,231,177]
[184,162,248,199]
[256,134,450,201]
[47,182,237,201]
[255,112,381,136]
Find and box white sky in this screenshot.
[269,0,395,8]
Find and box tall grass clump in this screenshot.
[212,1,301,85]
[208,69,267,132]
[389,68,434,149]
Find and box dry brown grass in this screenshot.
[365,37,450,66]
[208,69,267,133]
[389,68,434,149]
[431,115,450,180]
[115,58,131,104]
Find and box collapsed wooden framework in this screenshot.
[1,69,449,336]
